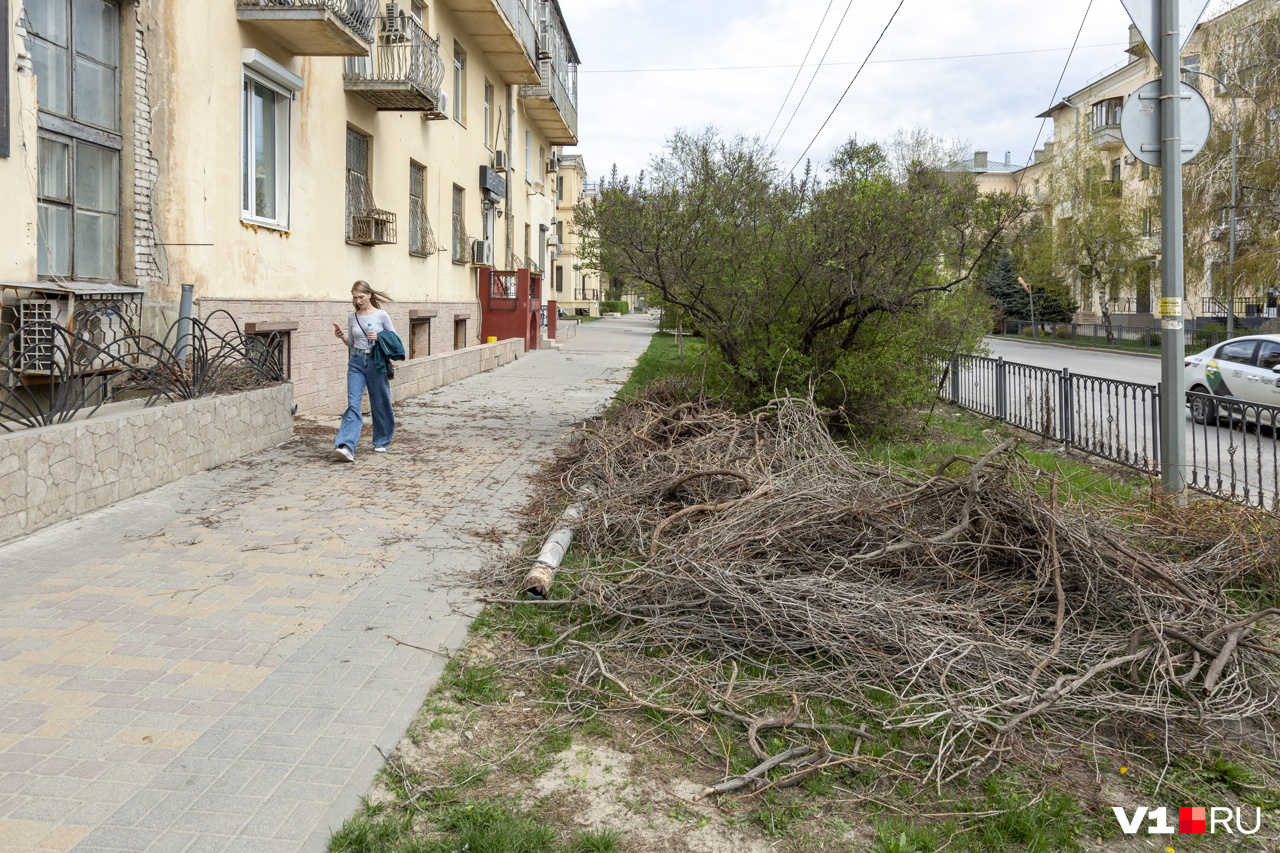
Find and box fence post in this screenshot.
[950,356,960,403]
[1152,382,1162,470]
[1060,367,1073,449]
[996,357,1007,422]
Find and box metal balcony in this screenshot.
[447,0,539,84]
[344,13,446,114]
[521,59,578,144]
[518,2,580,144]
[1092,123,1124,149]
[236,0,377,56]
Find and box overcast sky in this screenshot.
[553,0,1244,181]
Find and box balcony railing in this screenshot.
[235,0,377,56]
[1202,296,1268,318]
[495,0,539,71]
[344,13,445,114]
[520,58,578,144]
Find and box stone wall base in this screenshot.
[0,384,295,544]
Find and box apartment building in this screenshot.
[1027,0,1276,326]
[1,0,580,413]
[549,151,600,317]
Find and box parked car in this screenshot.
[1184,334,1280,424]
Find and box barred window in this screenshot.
[409,160,435,257]
[345,128,370,241]
[451,184,466,263]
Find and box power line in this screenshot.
[579,42,1125,75]
[763,0,836,145]
[787,0,906,174]
[769,0,858,155]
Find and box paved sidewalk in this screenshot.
[0,315,655,853]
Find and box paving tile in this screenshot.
[0,319,653,853]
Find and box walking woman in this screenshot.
[332,280,395,460]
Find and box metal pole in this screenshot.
[177,283,194,367]
[1159,0,1187,497]
[1182,67,1238,337]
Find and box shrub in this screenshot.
[600,300,629,315]
[1054,325,1074,340]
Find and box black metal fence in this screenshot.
[944,355,1280,508]
[1187,391,1280,509]
[994,320,1236,354]
[943,355,1159,473]
[1,310,286,432]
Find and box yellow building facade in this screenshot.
[1,0,580,413]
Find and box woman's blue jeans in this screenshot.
[335,349,394,452]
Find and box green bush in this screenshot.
[600,300,629,315]
[1054,325,1074,340]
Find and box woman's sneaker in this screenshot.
[334,445,355,462]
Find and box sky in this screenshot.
[552,0,1244,181]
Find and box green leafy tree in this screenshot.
[577,129,1026,430]
[1039,123,1148,342]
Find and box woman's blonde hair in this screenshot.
[352,280,393,309]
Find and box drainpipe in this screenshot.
[176,283,194,367]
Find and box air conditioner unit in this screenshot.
[439,89,449,117]
[472,239,494,266]
[1123,154,1136,165]
[546,157,557,174]
[493,150,508,173]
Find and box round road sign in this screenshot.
[1120,80,1212,167]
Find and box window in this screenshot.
[452,43,466,123]
[1111,158,1121,183]
[345,128,371,241]
[409,160,433,257]
[31,0,122,280]
[242,52,301,228]
[451,184,466,263]
[483,80,493,149]
[410,317,431,358]
[555,264,563,293]
[538,223,547,272]
[1182,54,1201,88]
[1091,98,1122,129]
[1258,341,1280,371]
[454,318,467,350]
[1218,339,1258,364]
[525,129,532,181]
[556,175,564,203]
[524,223,531,265]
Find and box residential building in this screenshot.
[551,151,601,317]
[1028,0,1278,326]
[1,0,581,414]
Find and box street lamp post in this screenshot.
[1182,66,1238,337]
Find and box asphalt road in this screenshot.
[973,337,1280,508]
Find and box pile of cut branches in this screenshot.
[514,381,1280,790]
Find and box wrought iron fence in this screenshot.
[943,355,1160,474]
[994,320,1233,354]
[1,310,286,432]
[1187,391,1280,509]
[943,356,1280,508]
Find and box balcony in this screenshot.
[344,13,446,114]
[236,0,376,56]
[1092,123,1124,149]
[518,1,580,144]
[447,0,539,84]
[521,59,578,144]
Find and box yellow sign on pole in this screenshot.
[1156,297,1183,318]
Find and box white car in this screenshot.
[1184,334,1280,424]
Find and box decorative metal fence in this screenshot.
[1186,392,1280,509]
[994,320,1234,354]
[943,355,1160,474]
[1,310,286,432]
[943,356,1280,508]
